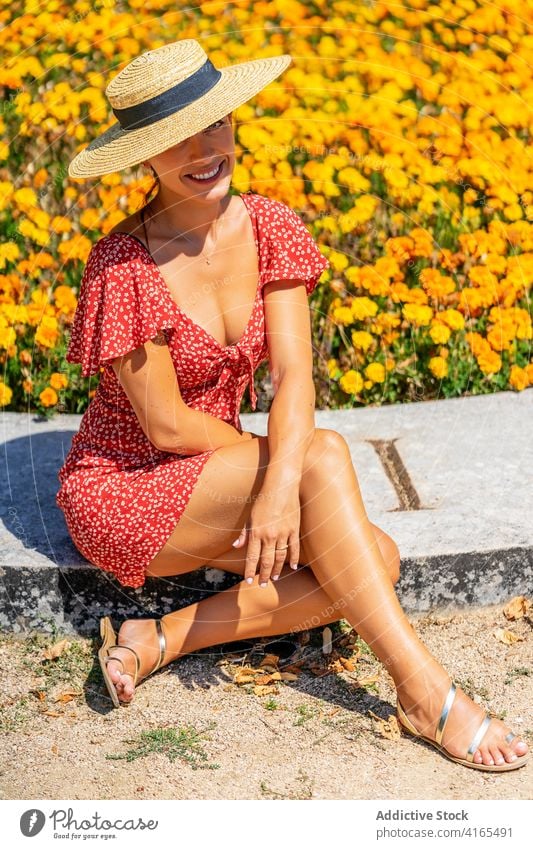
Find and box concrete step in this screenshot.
[1,391,531,635]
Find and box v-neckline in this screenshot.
[109,192,261,352]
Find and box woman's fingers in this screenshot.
[232,525,247,548]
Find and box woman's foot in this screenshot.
[397,664,529,767]
[105,618,172,704]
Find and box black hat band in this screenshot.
[112,59,222,131]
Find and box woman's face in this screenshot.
[143,112,235,203]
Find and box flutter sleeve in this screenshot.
[260,199,330,295]
[65,235,174,377]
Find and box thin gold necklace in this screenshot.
[141,202,223,265]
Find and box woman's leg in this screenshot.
[109,522,400,697]
[106,430,528,767]
[291,430,528,767]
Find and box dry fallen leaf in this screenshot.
[279,672,299,682]
[254,684,278,696]
[339,657,356,672]
[308,664,331,677]
[51,745,59,755]
[493,628,524,645]
[368,710,401,741]
[42,710,61,717]
[234,672,255,685]
[42,639,70,662]
[260,672,282,684]
[31,690,47,701]
[259,654,280,668]
[54,690,82,703]
[503,596,532,621]
[356,672,381,687]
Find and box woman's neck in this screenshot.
[146,189,231,245]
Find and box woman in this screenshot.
[57,39,528,773]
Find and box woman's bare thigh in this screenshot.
[145,429,401,583]
[145,434,272,578]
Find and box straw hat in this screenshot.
[68,39,292,180]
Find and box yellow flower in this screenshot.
[332,306,354,325]
[50,372,68,390]
[365,362,386,383]
[0,381,12,407]
[351,330,373,352]
[429,322,451,344]
[402,304,433,326]
[328,250,349,272]
[39,387,58,407]
[509,365,529,391]
[477,350,502,375]
[53,285,77,314]
[351,297,378,321]
[429,356,448,379]
[419,268,456,300]
[13,187,38,211]
[50,215,72,233]
[339,370,364,395]
[0,324,16,349]
[35,315,59,348]
[0,242,21,270]
[439,309,465,331]
[327,358,340,379]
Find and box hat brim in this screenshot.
[68,54,292,179]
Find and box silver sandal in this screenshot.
[397,680,529,772]
[98,615,167,708]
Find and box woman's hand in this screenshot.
[232,484,301,585]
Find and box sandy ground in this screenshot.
[0,601,531,801]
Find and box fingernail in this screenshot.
[246,577,253,584]
[260,582,267,588]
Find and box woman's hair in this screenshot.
[145,164,160,205]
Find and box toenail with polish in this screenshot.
[272,575,279,581]
[510,754,517,761]
[291,564,298,570]
[260,582,267,588]
[246,577,253,584]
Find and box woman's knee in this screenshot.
[372,524,401,585]
[302,427,351,479]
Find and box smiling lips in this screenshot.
[186,160,224,183]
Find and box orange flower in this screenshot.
[509,366,529,391]
[39,387,58,407]
[50,372,68,390]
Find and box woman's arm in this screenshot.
[240,279,317,581]
[111,336,253,455]
[263,278,317,487]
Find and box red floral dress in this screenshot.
[56,191,330,588]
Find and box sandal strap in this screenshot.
[105,646,141,685]
[466,713,492,762]
[148,619,167,676]
[435,681,457,746]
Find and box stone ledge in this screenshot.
[1,390,531,634]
